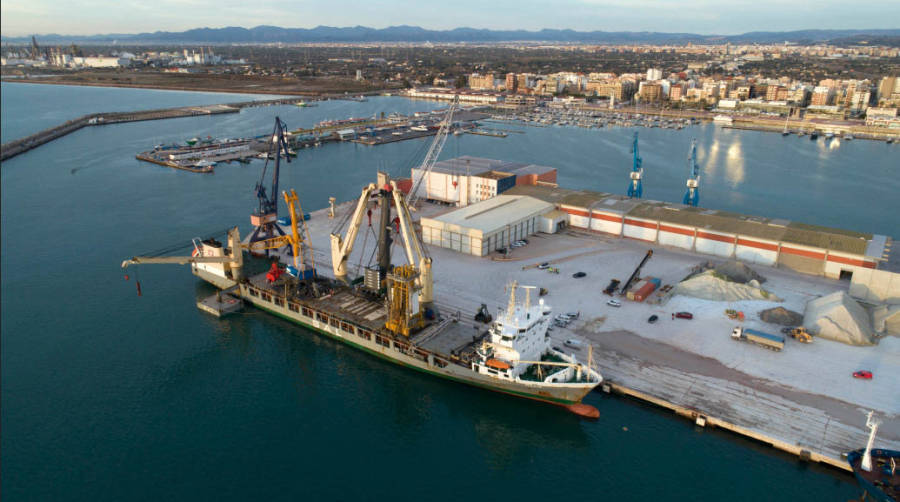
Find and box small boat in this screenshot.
[186,137,199,146]
[825,132,835,139]
[844,134,854,141]
[810,131,819,140]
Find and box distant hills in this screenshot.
[3,25,900,45]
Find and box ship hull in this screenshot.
[847,448,899,502]
[241,284,600,406]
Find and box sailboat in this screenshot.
[782,115,790,136]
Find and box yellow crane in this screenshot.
[249,189,317,279]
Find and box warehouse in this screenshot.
[420,195,554,256]
[504,184,890,280]
[411,156,557,207]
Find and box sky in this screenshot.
[1,0,898,37]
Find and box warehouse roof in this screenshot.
[422,195,553,235]
[503,184,875,256]
[430,156,555,178]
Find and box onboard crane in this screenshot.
[121,227,245,290]
[407,96,459,208]
[626,132,643,198]
[248,117,291,253]
[683,138,701,207]
[330,174,433,307]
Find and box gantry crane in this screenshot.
[248,117,291,254]
[683,138,701,207]
[626,132,643,198]
[247,189,317,280]
[407,96,459,208]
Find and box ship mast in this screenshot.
[506,281,518,323]
[862,410,881,472]
[521,286,536,319]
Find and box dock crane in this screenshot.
[248,117,291,254]
[407,96,458,208]
[626,132,643,198]
[620,249,653,297]
[683,138,701,207]
[246,189,317,280]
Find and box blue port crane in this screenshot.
[682,138,701,207]
[626,132,643,198]
[248,117,292,253]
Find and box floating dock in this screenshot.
[196,289,243,317]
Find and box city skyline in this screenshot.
[2,0,899,38]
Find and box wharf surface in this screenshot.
[292,200,899,475]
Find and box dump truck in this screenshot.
[731,327,784,351]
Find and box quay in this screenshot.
[289,179,899,474]
[0,95,337,162]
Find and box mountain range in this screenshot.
[3,25,899,45]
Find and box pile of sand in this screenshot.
[803,291,876,346]
[872,304,900,336]
[674,270,781,302]
[714,261,767,284]
[759,307,803,326]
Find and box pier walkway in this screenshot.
[0,96,320,162]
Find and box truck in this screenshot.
[731,327,784,352]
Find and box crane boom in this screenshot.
[407,97,458,208]
[122,227,243,277]
[390,180,433,305]
[121,255,235,268]
[330,183,378,281]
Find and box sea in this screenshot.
[2,81,896,501]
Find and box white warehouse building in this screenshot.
[420,195,554,256]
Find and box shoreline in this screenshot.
[0,75,397,97]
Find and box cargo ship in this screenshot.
[123,118,601,416]
[134,222,602,415]
[847,412,898,502]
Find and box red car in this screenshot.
[853,370,873,379]
[674,312,693,320]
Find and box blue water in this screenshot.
[0,82,286,142]
[2,82,890,501]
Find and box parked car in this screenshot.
[648,315,659,324]
[607,299,622,307]
[573,271,587,278]
[675,312,693,320]
[853,370,873,379]
[564,339,583,349]
[537,262,550,270]
[565,312,580,320]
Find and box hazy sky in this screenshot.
[2,0,898,37]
